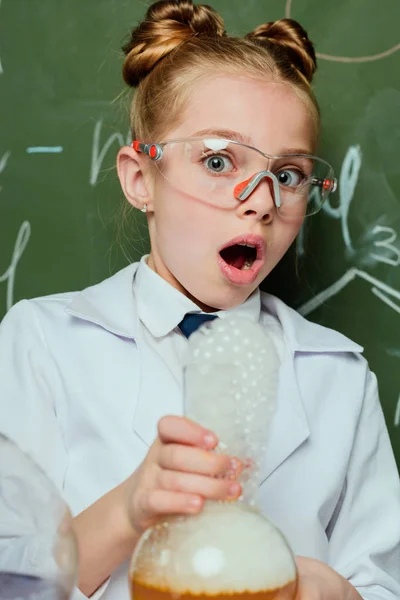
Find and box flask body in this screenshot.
[130,502,297,600]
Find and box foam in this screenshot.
[132,502,297,595]
[184,317,280,506]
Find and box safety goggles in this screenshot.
[133,137,337,219]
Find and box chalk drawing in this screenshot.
[369,226,400,267]
[299,268,400,317]
[285,0,400,63]
[395,395,400,427]
[297,145,362,257]
[26,147,63,154]
[0,151,10,193]
[90,120,131,186]
[0,151,10,173]
[323,145,362,255]
[371,287,400,315]
[0,221,31,312]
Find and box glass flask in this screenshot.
[130,317,298,600]
[0,435,79,599]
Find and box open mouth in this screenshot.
[219,243,258,271]
[217,235,266,285]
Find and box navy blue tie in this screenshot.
[178,313,218,338]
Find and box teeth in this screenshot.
[242,260,253,270]
[237,243,256,248]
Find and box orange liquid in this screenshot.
[131,579,297,600]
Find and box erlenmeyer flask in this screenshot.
[0,435,78,599]
[129,317,298,600]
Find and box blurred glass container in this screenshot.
[129,317,298,600]
[0,434,78,599]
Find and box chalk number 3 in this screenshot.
[370,226,400,267]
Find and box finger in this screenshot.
[142,489,204,518]
[158,470,242,501]
[158,415,217,449]
[159,443,242,477]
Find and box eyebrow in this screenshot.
[277,147,314,156]
[190,129,313,155]
[191,128,252,145]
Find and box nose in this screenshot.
[234,171,280,223]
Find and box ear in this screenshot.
[116,145,153,212]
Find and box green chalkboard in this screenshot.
[0,0,399,468]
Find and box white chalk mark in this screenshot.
[316,46,400,64]
[299,269,357,316]
[26,146,63,154]
[369,253,400,268]
[90,120,125,186]
[0,221,31,312]
[371,287,400,315]
[370,226,400,267]
[299,268,400,317]
[322,145,362,254]
[298,145,362,257]
[285,0,400,63]
[0,150,10,174]
[387,348,400,358]
[395,395,400,427]
[0,150,10,193]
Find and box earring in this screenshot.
[141,204,148,214]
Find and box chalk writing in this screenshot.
[370,226,400,267]
[0,222,31,312]
[26,147,63,154]
[299,268,400,317]
[371,287,400,315]
[285,0,400,63]
[0,151,10,173]
[297,145,362,257]
[0,151,10,193]
[395,395,400,427]
[323,145,362,255]
[90,120,131,186]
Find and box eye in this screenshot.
[276,168,305,188]
[203,154,234,174]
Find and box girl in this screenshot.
[0,1,399,599]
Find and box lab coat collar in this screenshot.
[66,262,362,481]
[134,256,261,338]
[66,261,363,354]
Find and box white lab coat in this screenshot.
[0,261,399,600]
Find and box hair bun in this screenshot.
[246,18,316,83]
[122,0,225,88]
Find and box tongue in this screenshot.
[221,245,246,270]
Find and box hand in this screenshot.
[122,416,242,535]
[295,557,362,600]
